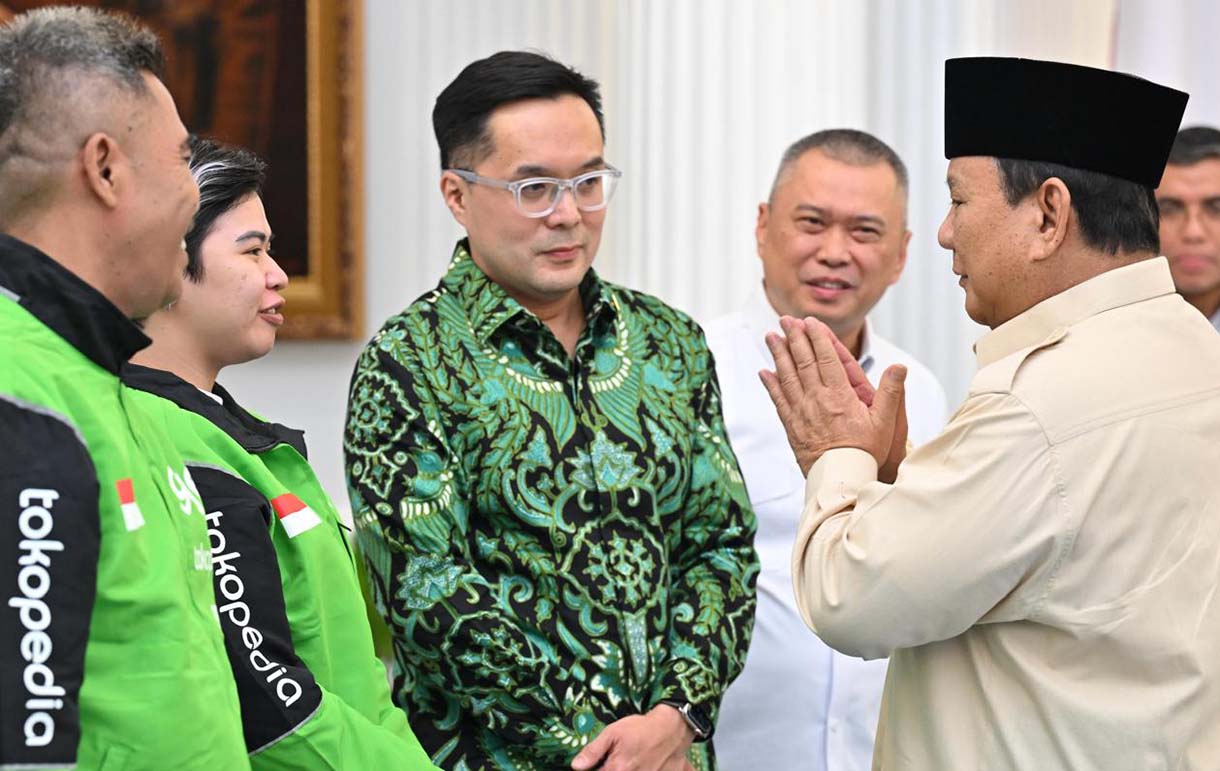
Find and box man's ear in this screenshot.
[81,132,121,209]
[755,202,770,260]
[1032,176,1072,261]
[440,170,470,227]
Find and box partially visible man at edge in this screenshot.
[1157,125,1220,331]
[343,51,758,771]
[765,57,1220,769]
[0,7,248,769]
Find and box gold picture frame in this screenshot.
[288,0,364,339]
[1,0,365,339]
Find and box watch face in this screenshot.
[680,703,711,738]
[660,700,712,739]
[689,706,712,736]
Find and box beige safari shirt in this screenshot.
[792,257,1220,770]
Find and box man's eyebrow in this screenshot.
[513,156,606,177]
[793,204,885,226]
[793,203,828,215]
[852,214,886,227]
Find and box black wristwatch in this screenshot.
[658,700,713,742]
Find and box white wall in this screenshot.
[1114,0,1220,128]
[225,0,1156,518]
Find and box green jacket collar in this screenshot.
[0,233,150,374]
[122,363,307,456]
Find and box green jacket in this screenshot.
[0,235,249,769]
[123,364,437,770]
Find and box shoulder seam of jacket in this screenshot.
[0,391,87,447]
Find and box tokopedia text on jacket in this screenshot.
[122,363,438,770]
[0,234,249,770]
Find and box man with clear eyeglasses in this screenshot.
[344,51,758,771]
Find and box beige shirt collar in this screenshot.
[974,256,1175,368]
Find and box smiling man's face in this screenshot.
[757,148,910,348]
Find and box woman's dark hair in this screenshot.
[184,136,267,281]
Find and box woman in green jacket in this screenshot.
[123,137,437,770]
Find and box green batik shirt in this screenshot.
[344,240,758,770]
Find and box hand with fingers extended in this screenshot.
[758,315,908,477]
[821,323,910,482]
[570,705,695,771]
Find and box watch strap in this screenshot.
[658,699,712,742]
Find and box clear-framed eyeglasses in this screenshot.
[447,164,623,218]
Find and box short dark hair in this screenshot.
[994,158,1159,256]
[771,128,909,203]
[432,50,604,170]
[0,6,164,221]
[184,136,267,282]
[1166,125,1220,167]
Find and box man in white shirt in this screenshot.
[767,57,1219,769]
[1156,126,1220,332]
[706,129,946,771]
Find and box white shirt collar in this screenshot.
[747,282,874,371]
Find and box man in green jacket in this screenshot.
[124,137,437,769]
[0,8,248,769]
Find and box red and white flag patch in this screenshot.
[115,478,145,532]
[271,493,322,538]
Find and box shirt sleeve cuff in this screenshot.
[804,447,878,508]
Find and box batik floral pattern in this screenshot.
[345,241,758,770]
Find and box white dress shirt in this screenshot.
[793,258,1220,769]
[1210,306,1220,332]
[705,287,947,771]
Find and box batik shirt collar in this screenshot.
[439,239,616,348]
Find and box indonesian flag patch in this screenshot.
[271,493,322,538]
[115,478,145,531]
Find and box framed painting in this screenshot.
[0,0,365,338]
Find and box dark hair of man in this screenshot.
[184,136,267,282]
[0,6,164,224]
[770,128,909,205]
[432,50,605,170]
[995,159,1160,256]
[1166,125,1220,167]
